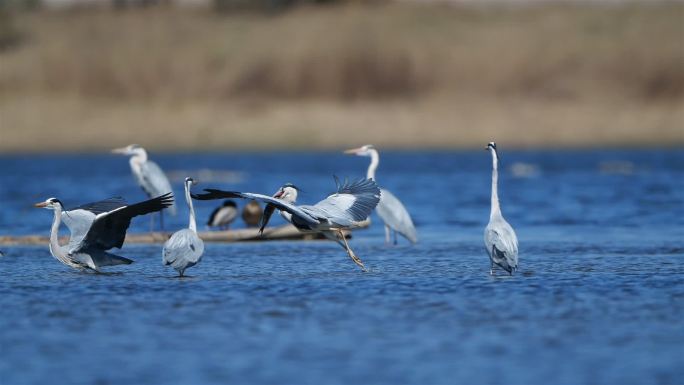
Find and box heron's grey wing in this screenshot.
[63,198,129,252]
[312,177,381,225]
[140,161,176,215]
[162,229,204,269]
[485,220,519,271]
[80,193,174,251]
[193,190,319,227]
[376,188,418,243]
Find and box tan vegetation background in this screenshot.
[0,1,682,152]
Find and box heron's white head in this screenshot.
[184,177,198,187]
[273,183,299,203]
[34,197,63,210]
[344,144,376,157]
[111,144,146,157]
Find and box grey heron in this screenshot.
[163,178,204,277]
[207,200,238,230]
[193,177,381,271]
[112,144,177,230]
[34,193,174,272]
[484,142,519,276]
[242,200,263,228]
[344,145,418,245]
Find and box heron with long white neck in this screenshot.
[162,177,204,277]
[344,145,417,245]
[112,144,176,230]
[34,193,174,272]
[484,142,519,275]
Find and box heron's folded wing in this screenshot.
[376,188,418,243]
[139,161,174,197]
[193,189,318,226]
[485,225,518,265]
[80,193,174,250]
[314,177,381,223]
[163,229,204,265]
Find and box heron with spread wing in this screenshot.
[344,145,418,245]
[484,142,519,275]
[112,144,176,230]
[34,193,174,272]
[192,177,381,271]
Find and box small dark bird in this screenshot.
[206,200,238,230]
[242,200,263,228]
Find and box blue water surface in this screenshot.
[0,149,683,385]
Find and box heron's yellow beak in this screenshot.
[34,202,48,208]
[344,147,362,155]
[111,147,127,154]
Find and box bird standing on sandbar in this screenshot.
[112,144,176,230]
[484,142,519,276]
[163,178,204,277]
[207,200,238,230]
[34,193,174,272]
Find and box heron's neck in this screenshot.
[185,184,197,233]
[490,150,501,219]
[48,208,67,263]
[367,150,379,180]
[131,149,148,164]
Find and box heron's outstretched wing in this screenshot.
[68,197,127,215]
[139,161,176,215]
[78,193,174,251]
[312,177,381,224]
[193,190,318,227]
[376,188,418,243]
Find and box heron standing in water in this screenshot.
[34,193,174,272]
[344,145,417,245]
[112,144,176,230]
[484,142,519,275]
[163,177,204,277]
[193,177,380,271]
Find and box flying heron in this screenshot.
[207,200,238,230]
[112,144,176,230]
[163,178,204,277]
[193,177,381,271]
[484,142,519,275]
[34,193,174,272]
[344,145,418,245]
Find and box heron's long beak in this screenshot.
[343,147,362,155]
[273,190,284,199]
[111,147,128,154]
[34,202,48,208]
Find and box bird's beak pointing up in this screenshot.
[343,147,362,155]
[34,202,48,208]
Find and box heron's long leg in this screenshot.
[150,214,155,233]
[338,230,367,272]
[384,225,391,245]
[160,211,165,232]
[322,231,346,249]
[490,259,495,276]
[393,230,398,245]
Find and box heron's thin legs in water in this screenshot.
[393,230,398,245]
[384,225,391,245]
[160,211,164,232]
[338,230,367,272]
[490,259,495,276]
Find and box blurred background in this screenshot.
[0,0,682,152]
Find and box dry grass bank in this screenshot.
[0,2,682,152]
